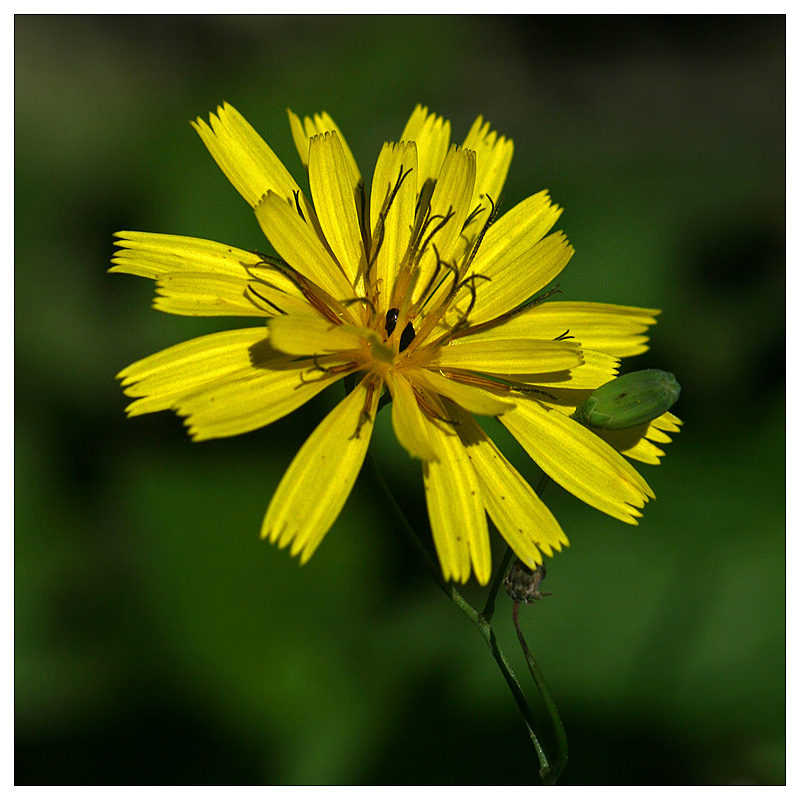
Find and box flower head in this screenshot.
[113,103,681,584]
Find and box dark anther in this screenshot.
[385,307,399,336]
[399,320,416,352]
[386,307,416,351]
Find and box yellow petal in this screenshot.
[462,116,514,209]
[243,279,319,318]
[501,398,654,524]
[173,356,348,442]
[191,103,309,213]
[287,109,310,169]
[472,232,574,326]
[289,112,366,261]
[254,191,354,302]
[369,141,418,307]
[454,116,514,263]
[431,338,583,374]
[421,410,491,584]
[287,108,361,185]
[641,425,673,444]
[454,412,568,566]
[111,231,264,280]
[111,231,316,317]
[600,431,666,465]
[466,192,573,325]
[651,411,683,433]
[485,349,620,390]
[267,314,366,356]
[308,132,367,287]
[464,301,660,358]
[385,372,440,462]
[533,350,620,389]
[399,105,451,193]
[152,272,264,317]
[413,145,476,305]
[119,328,271,415]
[411,369,516,416]
[596,412,681,465]
[262,375,380,563]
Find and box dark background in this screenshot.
[15,15,785,785]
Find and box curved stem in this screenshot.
[481,545,513,622]
[504,470,568,783]
[512,601,568,784]
[366,451,551,780]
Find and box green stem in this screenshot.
[366,451,552,780]
[481,545,513,622]
[512,601,568,784]
[506,470,568,783]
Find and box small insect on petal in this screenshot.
[572,369,681,430]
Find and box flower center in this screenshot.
[384,307,416,352]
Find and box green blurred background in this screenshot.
[15,15,785,785]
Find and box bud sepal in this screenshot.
[572,369,681,431]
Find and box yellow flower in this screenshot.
[112,103,681,585]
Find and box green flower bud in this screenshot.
[572,369,681,430]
